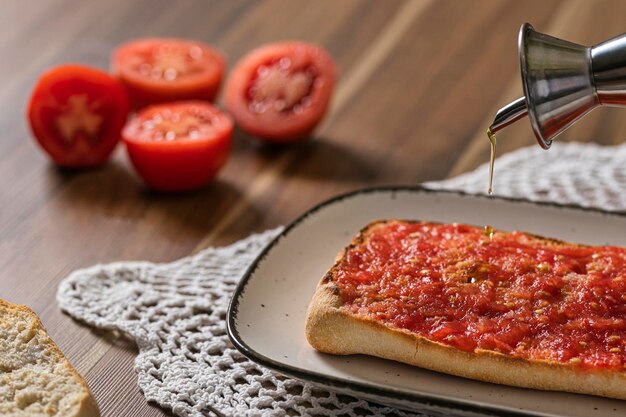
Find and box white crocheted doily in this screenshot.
[57,142,626,417]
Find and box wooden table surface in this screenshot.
[3,1,626,416]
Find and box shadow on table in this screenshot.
[251,134,378,182]
[91,326,139,353]
[143,179,247,240]
[44,159,250,241]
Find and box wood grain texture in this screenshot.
[1,1,625,416]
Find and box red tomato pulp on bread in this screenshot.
[337,222,626,370]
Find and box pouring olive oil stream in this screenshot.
[487,127,496,195]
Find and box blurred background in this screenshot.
[3,1,626,416]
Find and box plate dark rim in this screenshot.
[227,185,626,417]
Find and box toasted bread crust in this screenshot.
[305,220,626,400]
[0,299,100,417]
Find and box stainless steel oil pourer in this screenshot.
[491,22,626,149]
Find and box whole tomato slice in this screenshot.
[225,41,336,142]
[112,38,226,109]
[122,101,232,192]
[27,64,130,168]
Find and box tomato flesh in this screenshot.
[122,101,232,191]
[247,60,317,114]
[335,222,626,370]
[113,38,225,109]
[226,42,336,142]
[27,64,130,168]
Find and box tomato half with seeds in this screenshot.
[112,38,226,109]
[122,101,232,192]
[225,42,336,142]
[27,64,130,168]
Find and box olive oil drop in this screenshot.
[487,127,496,194]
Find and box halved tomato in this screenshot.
[225,41,336,142]
[122,101,232,192]
[112,38,226,109]
[27,64,130,168]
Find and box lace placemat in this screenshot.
[57,142,626,417]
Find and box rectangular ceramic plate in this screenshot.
[227,187,626,417]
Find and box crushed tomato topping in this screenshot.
[334,221,626,370]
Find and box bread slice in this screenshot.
[0,299,100,417]
[305,220,626,400]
